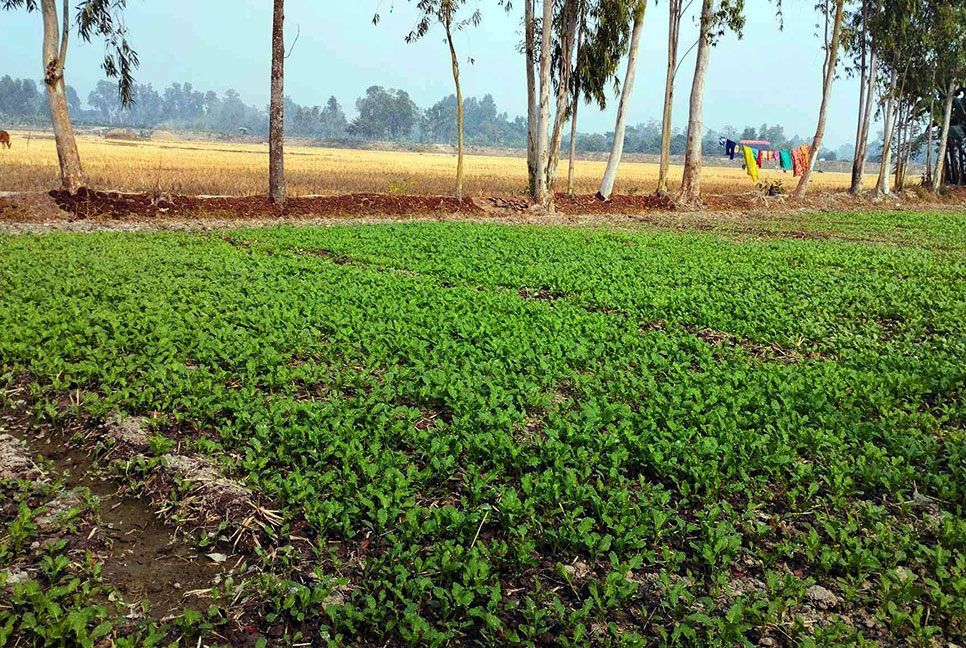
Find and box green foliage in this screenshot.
[0,218,964,645]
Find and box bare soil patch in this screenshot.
[45,187,481,219]
[1,404,225,617]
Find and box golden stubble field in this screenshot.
[0,131,859,197]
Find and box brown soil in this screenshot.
[1,401,225,617]
[46,187,482,219]
[551,192,678,214]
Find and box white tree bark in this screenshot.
[445,13,464,201]
[268,0,285,204]
[678,0,713,203]
[933,77,957,193]
[42,0,84,192]
[657,0,682,195]
[534,0,554,206]
[596,2,645,200]
[875,70,899,196]
[849,0,871,194]
[850,47,878,194]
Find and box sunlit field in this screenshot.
[2,216,964,645]
[0,131,860,197]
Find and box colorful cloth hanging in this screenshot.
[780,150,792,170]
[725,139,737,160]
[757,149,765,168]
[791,143,811,177]
[742,145,759,182]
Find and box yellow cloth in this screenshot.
[742,145,759,182]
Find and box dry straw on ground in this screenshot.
[0,131,863,197]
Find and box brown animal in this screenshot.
[0,130,10,149]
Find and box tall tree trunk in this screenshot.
[534,0,554,206]
[445,13,464,201]
[925,69,936,185]
[849,0,869,194]
[874,69,899,196]
[893,99,905,189]
[546,0,580,201]
[657,0,682,195]
[900,115,914,189]
[525,0,539,199]
[268,0,285,205]
[42,0,84,192]
[567,19,584,197]
[850,44,877,194]
[678,0,713,204]
[933,77,957,194]
[597,1,646,201]
[793,0,844,198]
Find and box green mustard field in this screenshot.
[1,213,965,647]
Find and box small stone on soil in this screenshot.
[806,584,839,607]
[0,433,44,481]
[105,413,151,450]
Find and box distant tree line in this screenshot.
[1,74,837,158]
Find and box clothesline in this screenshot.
[719,138,811,183]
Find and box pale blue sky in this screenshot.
[1,0,865,149]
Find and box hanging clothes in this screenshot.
[792,144,811,177]
[743,145,759,182]
[799,143,811,170]
[725,139,737,160]
[791,147,804,176]
[772,150,781,162]
[757,149,765,168]
[779,150,792,171]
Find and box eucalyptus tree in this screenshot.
[378,0,481,200]
[596,0,646,200]
[535,0,554,204]
[546,0,581,199]
[678,0,745,205]
[931,0,966,193]
[567,0,632,195]
[871,0,923,197]
[269,0,285,205]
[656,0,688,195]
[849,0,881,193]
[524,0,539,197]
[566,2,588,196]
[793,0,846,198]
[2,0,139,192]
[405,0,482,201]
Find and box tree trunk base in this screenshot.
[675,193,703,211]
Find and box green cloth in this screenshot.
[780,150,792,170]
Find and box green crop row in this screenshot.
[1,218,964,647]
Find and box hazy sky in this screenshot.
[1,0,866,149]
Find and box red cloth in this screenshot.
[757,150,765,167]
[791,144,811,177]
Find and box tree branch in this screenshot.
[673,36,700,79]
[285,23,300,59]
[57,0,69,71]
